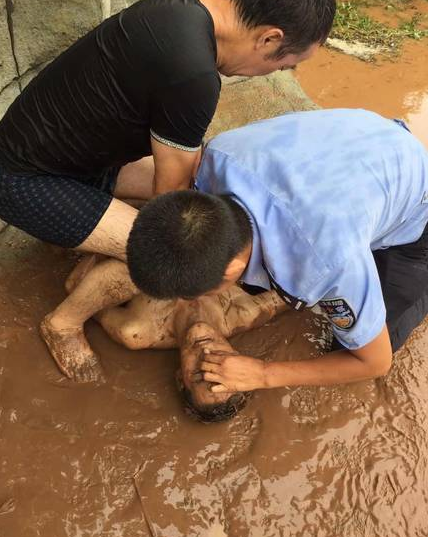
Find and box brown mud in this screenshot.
[296,38,428,147]
[1,229,428,536]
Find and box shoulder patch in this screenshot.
[319,298,356,330]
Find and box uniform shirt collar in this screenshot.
[234,200,271,290]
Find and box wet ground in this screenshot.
[1,228,428,537]
[296,1,428,147]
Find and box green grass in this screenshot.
[331,1,428,52]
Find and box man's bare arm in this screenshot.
[264,324,392,387]
[151,136,202,195]
[201,324,393,392]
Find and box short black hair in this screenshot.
[182,387,249,423]
[232,0,336,57]
[126,191,252,299]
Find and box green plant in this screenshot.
[331,1,428,52]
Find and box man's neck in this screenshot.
[199,0,252,75]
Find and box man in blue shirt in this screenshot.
[125,108,428,392]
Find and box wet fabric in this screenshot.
[0,163,118,248]
[196,109,428,349]
[0,0,220,178]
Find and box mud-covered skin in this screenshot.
[96,286,285,413]
[64,254,100,294]
[96,287,283,416]
[39,256,106,383]
[44,257,286,396]
[178,323,250,422]
[179,323,240,409]
[96,288,283,417]
[40,315,105,383]
[97,285,287,352]
[41,257,137,383]
[96,296,178,350]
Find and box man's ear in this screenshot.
[255,27,284,51]
[224,256,247,281]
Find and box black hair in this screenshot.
[126,190,252,299]
[232,0,336,57]
[182,387,249,423]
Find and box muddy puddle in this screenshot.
[1,223,428,536]
[296,39,428,147]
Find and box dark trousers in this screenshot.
[373,224,428,352]
[329,224,428,352]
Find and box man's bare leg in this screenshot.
[113,156,155,201]
[78,156,155,258]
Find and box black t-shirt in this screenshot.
[0,0,220,178]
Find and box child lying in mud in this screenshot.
[41,109,428,401]
[45,255,288,422]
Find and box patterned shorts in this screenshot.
[0,164,119,248]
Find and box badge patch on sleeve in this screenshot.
[319,298,356,330]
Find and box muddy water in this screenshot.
[1,226,428,537]
[296,39,428,147]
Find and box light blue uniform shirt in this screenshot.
[195,109,428,349]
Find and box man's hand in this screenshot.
[200,324,393,391]
[200,349,267,393]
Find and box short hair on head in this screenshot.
[182,387,249,423]
[126,190,252,299]
[232,0,336,57]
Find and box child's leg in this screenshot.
[65,254,104,293]
[41,259,138,382]
[374,225,428,351]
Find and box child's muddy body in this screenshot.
[1,228,428,536]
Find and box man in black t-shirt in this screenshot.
[0,0,335,382]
